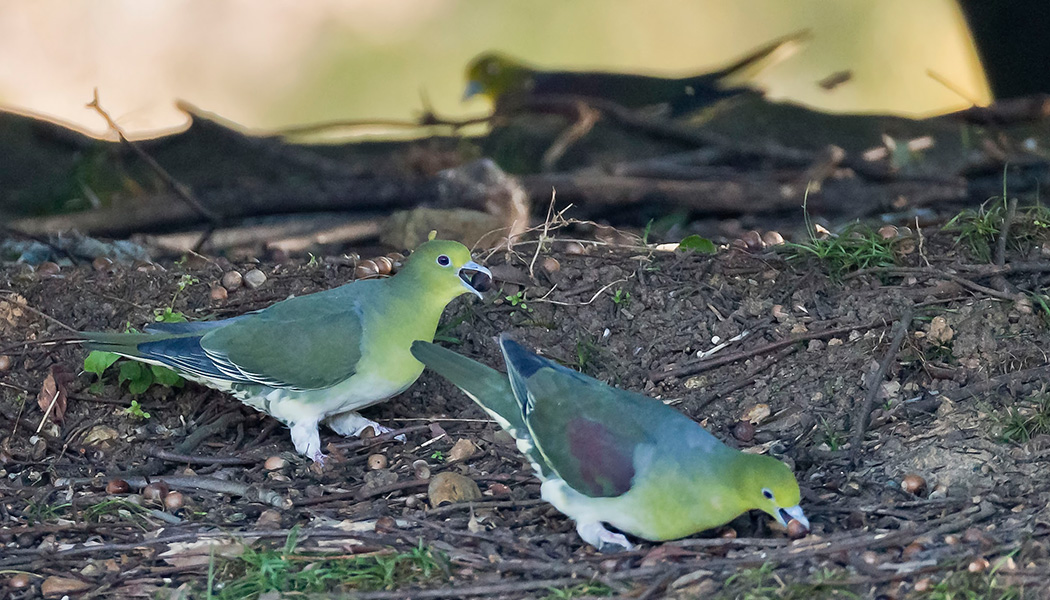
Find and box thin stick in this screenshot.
[527,191,557,278]
[850,305,914,462]
[87,90,221,226]
[995,197,1018,268]
[650,317,893,382]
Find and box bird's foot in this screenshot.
[290,421,326,464]
[324,411,405,442]
[576,521,633,553]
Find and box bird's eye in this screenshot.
[762,488,774,500]
[436,255,451,267]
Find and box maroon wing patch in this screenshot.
[566,417,636,497]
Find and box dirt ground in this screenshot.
[2,219,1050,599]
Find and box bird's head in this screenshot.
[464,52,532,102]
[397,239,492,302]
[734,453,809,534]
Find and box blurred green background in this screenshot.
[0,0,989,139]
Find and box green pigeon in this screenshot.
[411,335,808,552]
[82,240,491,464]
[463,31,808,116]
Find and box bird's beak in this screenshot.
[459,261,492,298]
[463,80,483,101]
[775,505,810,531]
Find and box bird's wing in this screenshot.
[500,336,663,498]
[197,291,365,390]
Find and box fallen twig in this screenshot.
[650,317,894,382]
[850,305,915,462]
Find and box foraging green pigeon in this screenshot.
[411,335,808,551]
[82,240,491,463]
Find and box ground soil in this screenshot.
[2,223,1050,599]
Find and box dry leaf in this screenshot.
[741,403,771,425]
[41,576,92,597]
[448,438,477,462]
[0,293,27,329]
[82,425,120,447]
[37,365,73,424]
[428,472,482,508]
[158,538,250,568]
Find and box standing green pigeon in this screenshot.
[82,240,491,464]
[411,335,808,551]
[463,31,808,116]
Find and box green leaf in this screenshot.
[127,370,155,395]
[119,361,155,394]
[154,307,188,323]
[679,235,717,254]
[150,365,183,387]
[118,361,145,384]
[84,351,120,377]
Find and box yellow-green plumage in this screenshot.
[412,335,807,551]
[81,240,491,463]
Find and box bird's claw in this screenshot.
[577,521,633,552]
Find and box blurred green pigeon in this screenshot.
[464,31,808,116]
[411,335,808,551]
[82,239,492,464]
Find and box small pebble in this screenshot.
[968,557,990,573]
[563,241,586,255]
[142,481,170,501]
[412,459,431,480]
[373,256,394,275]
[243,269,266,289]
[355,260,379,279]
[374,516,398,534]
[928,483,948,499]
[163,491,185,511]
[105,479,130,494]
[740,230,764,251]
[914,578,932,592]
[0,355,11,372]
[387,252,406,269]
[901,473,927,496]
[35,261,61,277]
[542,257,561,273]
[732,420,755,443]
[221,271,243,290]
[7,573,30,589]
[877,225,898,239]
[255,509,283,529]
[901,541,924,559]
[761,231,785,247]
[367,454,388,470]
[209,286,228,301]
[787,519,809,539]
[92,256,116,273]
[488,483,511,496]
[264,456,287,471]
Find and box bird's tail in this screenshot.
[710,29,811,88]
[410,341,525,432]
[412,339,554,479]
[80,330,153,359]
